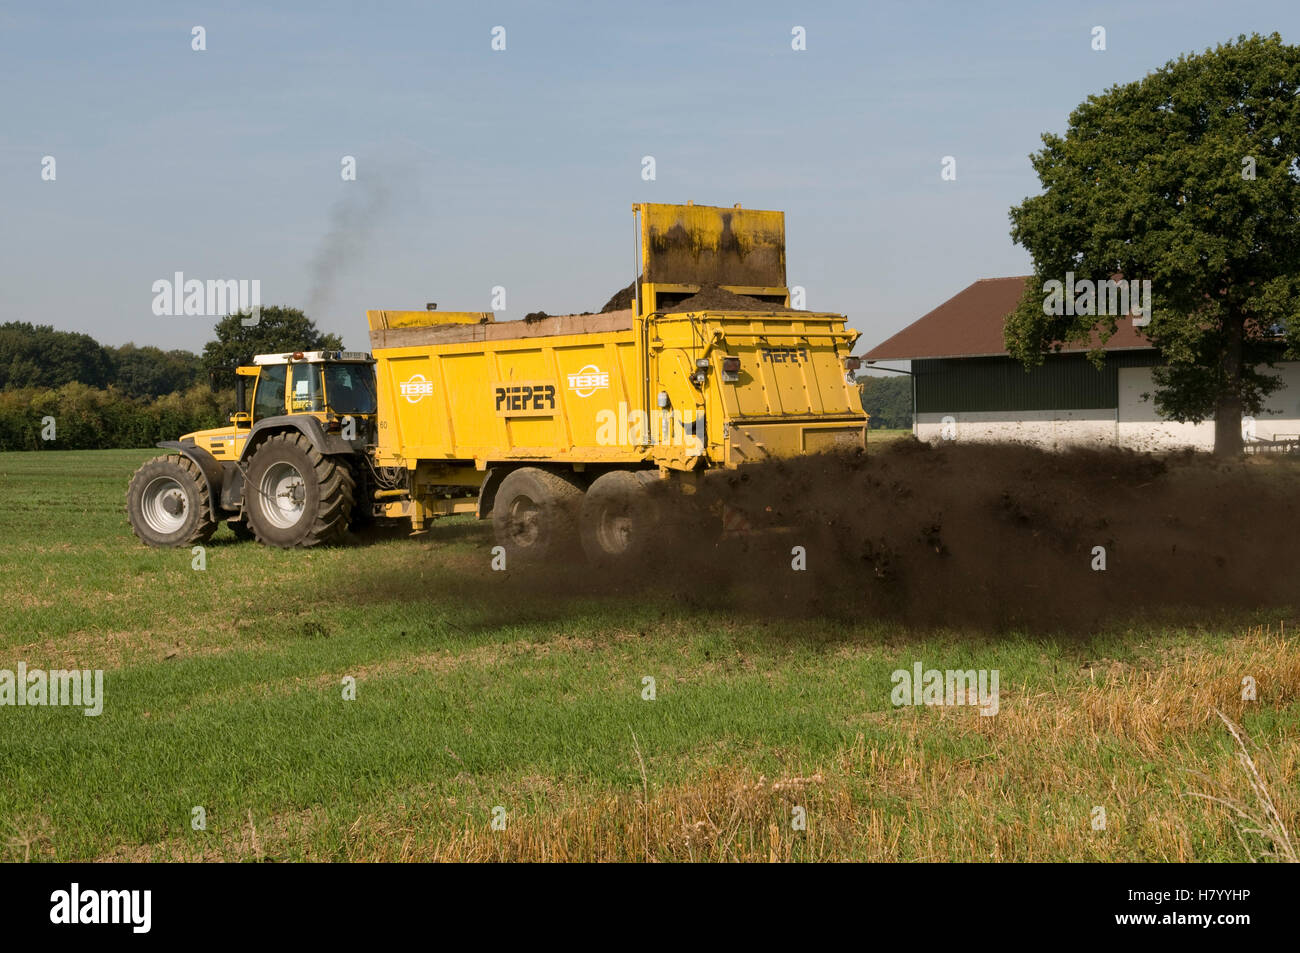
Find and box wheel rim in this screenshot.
[506,496,541,547]
[597,505,634,554]
[141,475,189,534]
[260,461,308,529]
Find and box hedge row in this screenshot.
[0,383,234,451]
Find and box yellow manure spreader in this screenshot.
[126,202,868,563]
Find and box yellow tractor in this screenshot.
[125,350,378,548]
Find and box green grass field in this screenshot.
[1,449,1297,861]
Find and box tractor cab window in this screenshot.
[323,363,377,415]
[290,364,326,413]
[253,364,288,421]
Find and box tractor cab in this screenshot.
[186,350,378,462]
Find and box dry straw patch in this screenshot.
[10,623,244,671]
[80,624,1300,863]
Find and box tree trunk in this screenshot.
[1214,315,1244,457]
[1214,392,1244,456]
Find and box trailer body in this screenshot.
[366,204,866,538]
[370,308,865,473]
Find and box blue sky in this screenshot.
[2,1,1297,356]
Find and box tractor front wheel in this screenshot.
[126,454,218,548]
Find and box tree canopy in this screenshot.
[0,323,209,397]
[1,307,344,397]
[0,322,114,391]
[111,344,205,398]
[201,306,344,389]
[1006,33,1300,454]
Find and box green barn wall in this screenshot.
[913,352,1158,414]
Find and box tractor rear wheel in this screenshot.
[243,432,355,547]
[491,467,583,564]
[579,470,662,566]
[126,454,218,548]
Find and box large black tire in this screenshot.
[126,454,218,548]
[579,470,663,566]
[345,461,376,532]
[491,467,584,564]
[243,432,355,548]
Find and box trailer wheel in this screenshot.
[126,454,219,548]
[492,467,583,563]
[244,432,355,548]
[579,470,662,565]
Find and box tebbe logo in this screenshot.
[760,347,808,363]
[567,364,609,398]
[493,380,557,417]
[400,374,434,403]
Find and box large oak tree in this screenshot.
[201,306,343,390]
[1006,33,1300,455]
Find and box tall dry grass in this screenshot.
[92,624,1299,863]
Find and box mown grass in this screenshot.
[0,449,1296,861]
[866,427,911,444]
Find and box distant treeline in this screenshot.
[859,374,913,429]
[0,321,222,451]
[0,383,232,452]
[0,321,206,397]
[0,310,343,451]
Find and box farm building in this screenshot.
[863,276,1300,451]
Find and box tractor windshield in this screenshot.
[323,363,377,415]
[290,364,325,413]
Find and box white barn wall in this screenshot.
[1116,367,1214,450]
[914,361,1300,451]
[915,410,1118,449]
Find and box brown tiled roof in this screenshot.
[862,276,1153,361]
